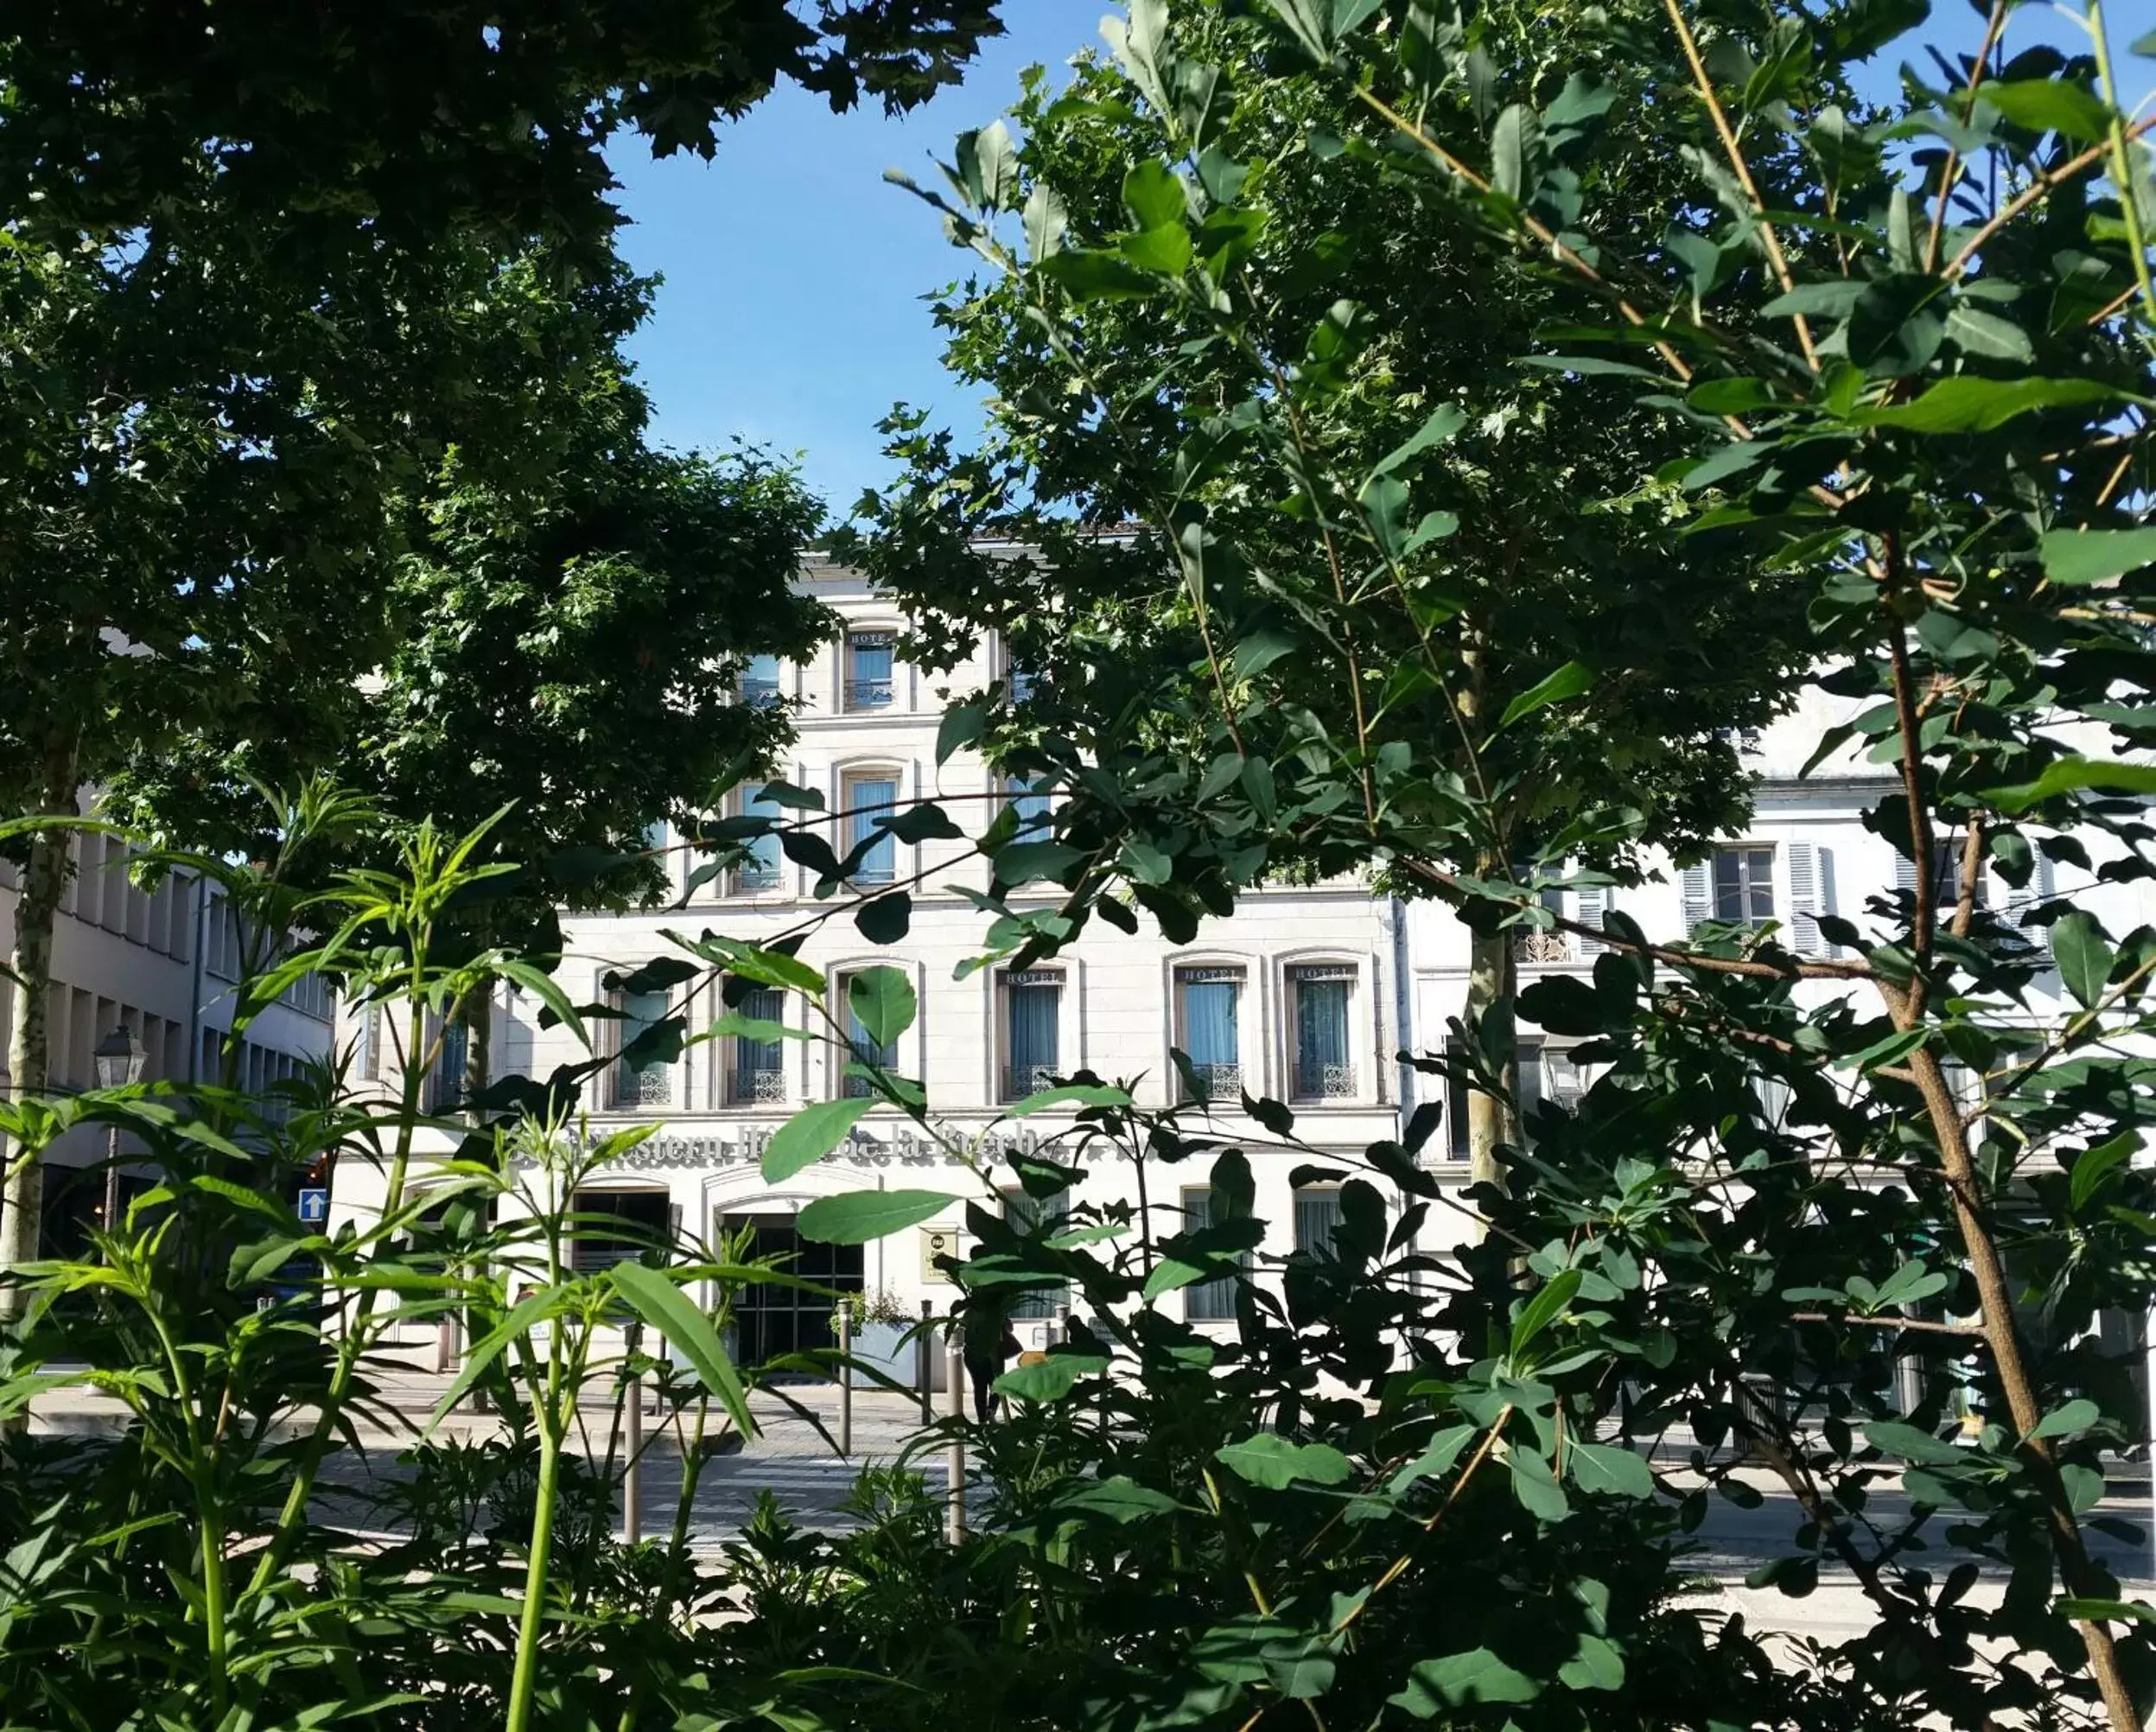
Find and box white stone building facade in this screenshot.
[1,824,337,1252]
[330,566,2156,1369]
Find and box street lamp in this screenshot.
[93,1025,145,1239]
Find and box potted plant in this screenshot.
[838,1286,914,1391]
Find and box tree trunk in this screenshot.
[1463,920,1520,1233]
[0,726,83,1321]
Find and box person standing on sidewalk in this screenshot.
[961,1296,1021,1425]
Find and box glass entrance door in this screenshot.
[722,1212,864,1372]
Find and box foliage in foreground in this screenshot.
[7,0,2156,1728]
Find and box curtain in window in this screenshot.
[734,986,784,1101]
[1006,774,1051,831]
[845,988,898,1096]
[431,1016,468,1111]
[849,778,897,882]
[1005,976,1059,1094]
[1004,1188,1070,1318]
[847,634,894,706]
[1294,1188,1345,1258]
[742,786,784,885]
[1185,1188,1243,1321]
[1292,973,1350,1095]
[1181,976,1239,1067]
[617,990,672,1105]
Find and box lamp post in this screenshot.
[93,1026,146,1239]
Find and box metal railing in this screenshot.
[613,1062,673,1111]
[1518,930,1573,965]
[843,678,894,710]
[1002,1063,1060,1102]
[740,678,780,709]
[1291,1059,1356,1100]
[1179,1061,1242,1104]
[727,1067,788,1105]
[732,857,781,893]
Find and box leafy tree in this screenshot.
[836,0,1829,1185]
[0,0,1007,1291]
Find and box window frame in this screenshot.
[997,967,1065,1102]
[1181,1184,1248,1322]
[1170,959,1248,1104]
[607,979,678,1113]
[717,984,792,1108]
[728,783,787,897]
[843,627,899,712]
[1282,959,1358,1104]
[837,764,904,888]
[1711,843,1778,929]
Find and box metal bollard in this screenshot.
[944,1332,966,1544]
[622,1363,643,1544]
[837,1305,853,1459]
[918,1297,933,1423]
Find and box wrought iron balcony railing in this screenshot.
[727,1067,788,1105]
[732,857,782,894]
[1179,1060,1243,1104]
[843,678,894,710]
[1291,1058,1356,1100]
[1517,930,1573,965]
[613,1062,674,1111]
[1002,1063,1061,1102]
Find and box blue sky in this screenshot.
[607,3,2153,523]
[608,1,1103,519]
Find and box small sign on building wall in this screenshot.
[919,1225,966,1283]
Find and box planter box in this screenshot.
[845,1320,915,1391]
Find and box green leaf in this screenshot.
[1037,249,1159,302]
[2033,1398,2102,1440]
[706,1013,805,1045]
[937,701,987,763]
[1005,1083,1133,1118]
[1370,404,1466,476]
[993,839,1086,886]
[994,1352,1110,1401]
[1122,221,1193,275]
[670,932,823,996]
[1233,627,1300,678]
[1387,1424,1477,1492]
[1056,1475,1186,1521]
[1215,1432,1354,1488]
[956,120,1018,212]
[1510,1448,1570,1519]
[1392,1648,1540,1714]
[1865,1420,1964,1465]
[1978,78,2115,144]
[2051,912,2114,1009]
[1943,302,2032,361]
[1557,1633,1625,1692]
[762,1098,879,1183]
[1759,279,1867,317]
[1490,103,1543,201]
[1496,661,1593,731]
[796,1190,957,1244]
[2057,1598,2156,1626]
[2039,526,2156,588]
[612,1260,755,1440]
[1358,472,1411,559]
[2072,1132,2135,1210]
[1123,159,1186,232]
[1985,756,2156,810]
[854,891,912,945]
[1509,1267,1582,1355]
[847,965,917,1046]
[426,1285,568,1435]
[1569,1441,1654,1500]
[1854,375,2118,433]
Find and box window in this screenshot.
[1288,964,1355,1100]
[844,631,895,710]
[1175,965,1243,1102]
[613,988,675,1111]
[733,785,784,894]
[843,771,898,885]
[1004,773,1052,835]
[726,987,788,1105]
[741,653,782,709]
[1294,1187,1346,1259]
[841,974,899,1099]
[1714,845,1774,926]
[1440,1043,1561,1164]
[1001,970,1062,1100]
[1182,1186,1247,1321]
[429,1016,468,1114]
[1002,1188,1070,1319]
[1898,839,1982,912]
[569,1189,672,1273]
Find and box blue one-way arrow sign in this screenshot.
[296,1188,329,1227]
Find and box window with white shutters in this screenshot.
[1785,841,1829,955]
